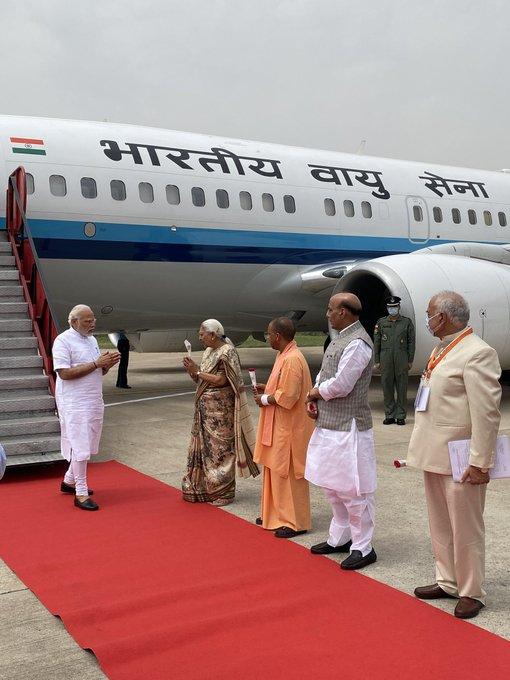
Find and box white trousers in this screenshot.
[63,456,89,496]
[323,487,376,556]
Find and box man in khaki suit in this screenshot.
[407,291,501,619]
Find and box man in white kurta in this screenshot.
[305,293,377,571]
[52,305,120,511]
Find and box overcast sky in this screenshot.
[1,0,508,170]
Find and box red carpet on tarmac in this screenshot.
[1,460,510,679]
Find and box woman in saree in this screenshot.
[182,319,259,505]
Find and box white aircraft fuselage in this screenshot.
[2,114,510,371]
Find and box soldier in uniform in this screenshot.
[374,296,415,425]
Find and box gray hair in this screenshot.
[434,291,470,326]
[200,318,233,345]
[201,318,225,336]
[68,304,93,326]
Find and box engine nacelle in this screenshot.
[334,253,510,373]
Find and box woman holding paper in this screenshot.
[182,319,259,505]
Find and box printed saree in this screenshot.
[182,344,259,503]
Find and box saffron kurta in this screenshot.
[52,327,104,462]
[253,342,314,530]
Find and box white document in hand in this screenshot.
[448,435,510,482]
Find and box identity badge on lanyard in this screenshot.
[414,379,430,412]
[415,327,473,412]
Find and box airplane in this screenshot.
[2,113,510,374]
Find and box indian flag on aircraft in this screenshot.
[10,137,46,155]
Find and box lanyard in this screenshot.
[424,327,473,379]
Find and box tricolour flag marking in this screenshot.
[10,137,46,155]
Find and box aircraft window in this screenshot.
[433,207,443,223]
[413,205,423,222]
[25,173,35,195]
[239,191,252,210]
[324,198,336,216]
[49,174,66,197]
[498,212,507,227]
[139,182,154,203]
[111,180,126,201]
[484,211,492,226]
[452,208,461,224]
[362,201,372,218]
[166,184,180,205]
[283,195,296,214]
[216,189,229,209]
[343,200,354,217]
[468,209,477,225]
[192,187,205,207]
[262,193,274,212]
[81,177,97,199]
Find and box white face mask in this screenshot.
[425,311,441,335]
[387,307,399,316]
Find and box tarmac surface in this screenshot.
[2,346,510,679]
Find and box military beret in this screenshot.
[385,295,401,306]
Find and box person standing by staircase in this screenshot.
[52,305,120,510]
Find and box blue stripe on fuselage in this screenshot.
[26,218,428,265]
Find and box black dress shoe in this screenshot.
[74,497,99,511]
[396,419,406,425]
[61,481,94,496]
[310,540,352,554]
[255,517,263,526]
[414,583,456,600]
[340,548,377,570]
[116,385,132,389]
[383,418,395,425]
[274,526,307,538]
[454,597,484,619]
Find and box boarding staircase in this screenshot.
[1,167,61,465]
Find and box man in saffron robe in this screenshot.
[252,317,314,538]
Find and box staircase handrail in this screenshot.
[6,167,60,395]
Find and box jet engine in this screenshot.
[333,250,510,373]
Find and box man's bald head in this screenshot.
[330,293,362,316]
[327,293,362,331]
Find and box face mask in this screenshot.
[425,312,441,335]
[387,307,399,316]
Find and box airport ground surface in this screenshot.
[2,346,510,679]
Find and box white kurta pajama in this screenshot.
[305,339,376,555]
[52,328,104,494]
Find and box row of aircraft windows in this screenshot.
[25,173,508,226]
[25,173,297,214]
[412,204,507,227]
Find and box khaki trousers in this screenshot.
[424,471,486,603]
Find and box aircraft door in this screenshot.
[406,195,429,244]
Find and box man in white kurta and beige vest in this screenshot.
[407,291,501,619]
[305,293,377,571]
[52,305,120,511]
[252,317,314,538]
